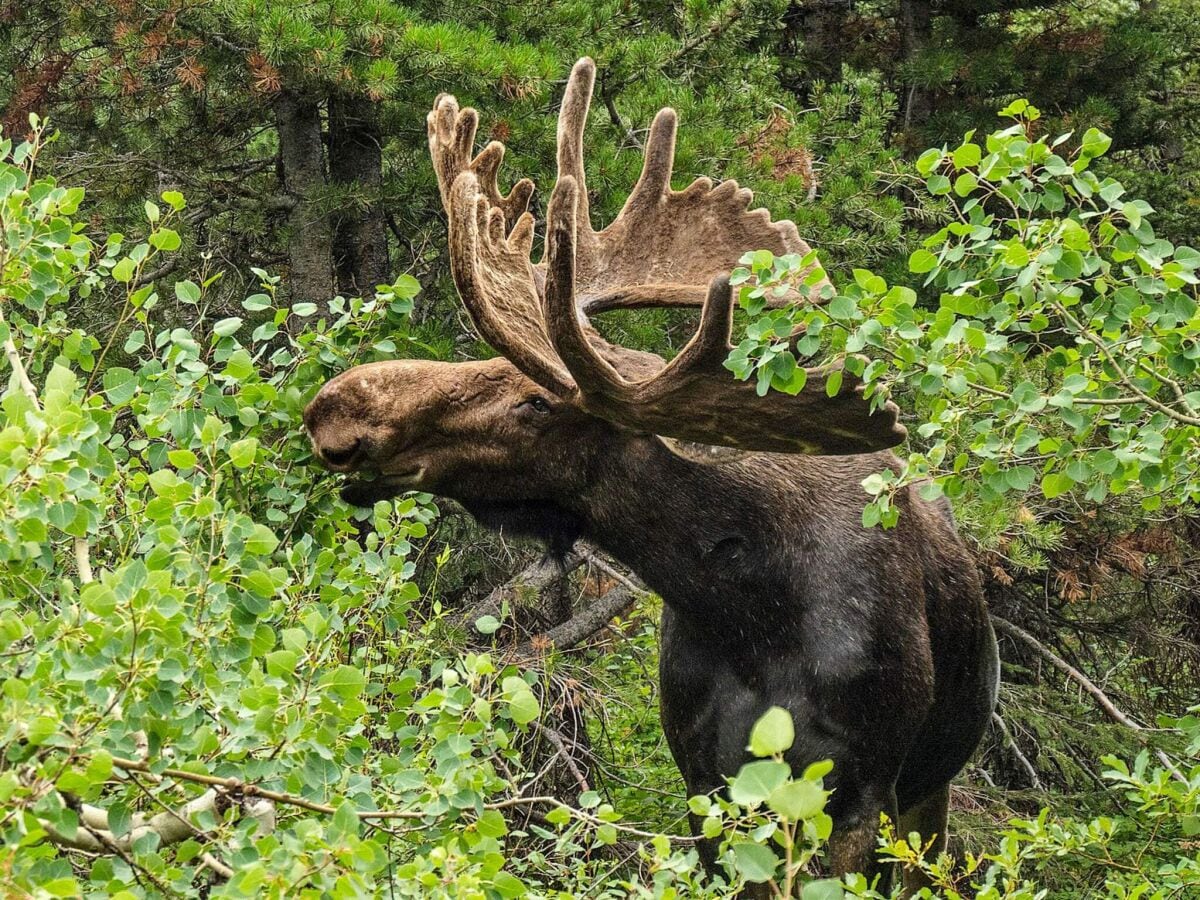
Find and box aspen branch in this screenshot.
[0,306,94,583]
[1050,300,1200,427]
[80,754,701,843]
[44,789,218,853]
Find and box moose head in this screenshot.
[304,57,905,526]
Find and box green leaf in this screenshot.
[827,295,856,319]
[212,317,243,337]
[228,438,258,469]
[477,809,508,838]
[729,760,790,806]
[168,449,198,470]
[244,524,279,556]
[330,800,360,840]
[150,228,180,251]
[731,841,778,883]
[747,707,795,757]
[824,369,844,398]
[161,190,186,211]
[175,280,201,304]
[952,143,982,168]
[507,689,540,725]
[909,249,938,274]
[265,650,298,677]
[242,293,272,311]
[1080,127,1112,159]
[112,257,135,283]
[802,879,845,900]
[102,367,137,404]
[1041,472,1074,500]
[392,273,421,299]
[320,664,366,701]
[474,615,501,635]
[767,779,826,820]
[107,802,132,839]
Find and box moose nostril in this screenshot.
[321,438,361,467]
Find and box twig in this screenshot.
[992,615,1188,783]
[533,722,591,793]
[991,712,1043,790]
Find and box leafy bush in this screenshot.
[728,100,1200,529]
[1,119,1197,899]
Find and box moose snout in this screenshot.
[303,388,371,472]
[316,436,362,469]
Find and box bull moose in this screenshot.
[304,58,999,893]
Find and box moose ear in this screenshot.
[656,437,749,465]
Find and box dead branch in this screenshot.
[457,550,585,633]
[991,712,1043,790]
[992,615,1188,783]
[992,615,1141,730]
[534,722,591,793]
[525,586,637,653]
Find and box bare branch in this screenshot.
[991,712,1043,790]
[992,615,1141,729]
[523,585,637,653]
[457,550,585,633]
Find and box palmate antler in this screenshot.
[427,57,905,455]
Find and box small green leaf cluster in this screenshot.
[683,707,843,898]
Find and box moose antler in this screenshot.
[428,58,906,455]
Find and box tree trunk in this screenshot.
[785,1,848,89]
[898,0,934,128]
[329,94,390,297]
[272,90,334,307]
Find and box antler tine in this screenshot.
[543,175,632,401]
[555,58,596,231]
[428,93,533,230]
[622,107,677,210]
[446,170,576,398]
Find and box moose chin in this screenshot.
[304,57,999,896]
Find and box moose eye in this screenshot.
[521,396,552,415]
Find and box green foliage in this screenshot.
[731,102,1199,529]
[0,126,683,898]
[861,710,1200,899]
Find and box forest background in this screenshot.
[1,0,1199,897]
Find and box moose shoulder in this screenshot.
[304,57,999,893]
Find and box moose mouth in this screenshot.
[339,468,426,507]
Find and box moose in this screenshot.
[304,58,999,892]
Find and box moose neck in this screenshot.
[568,435,809,635]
